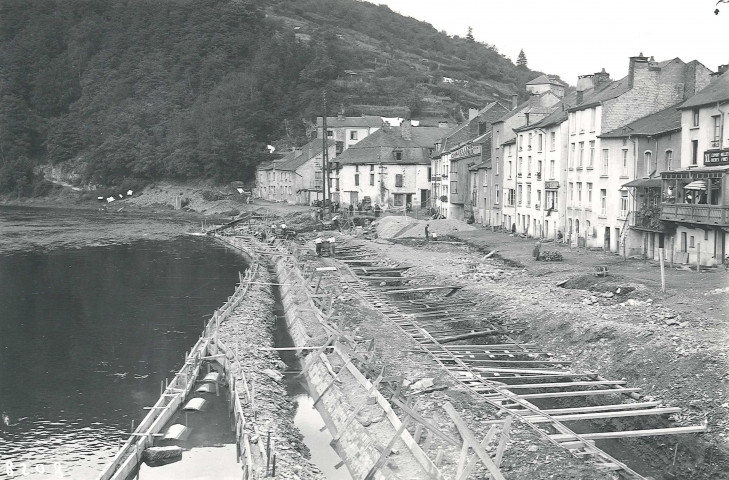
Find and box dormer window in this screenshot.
[393,149,403,161]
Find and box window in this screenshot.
[508,161,513,178]
[644,151,653,176]
[601,149,609,175]
[550,160,555,179]
[692,108,699,127]
[517,184,523,205]
[705,230,709,241]
[426,166,431,182]
[395,174,403,187]
[689,235,695,248]
[526,184,532,205]
[546,190,558,210]
[518,135,523,151]
[590,108,596,131]
[619,190,628,217]
[621,149,628,176]
[588,141,595,168]
[394,193,404,206]
[537,160,543,178]
[600,189,607,215]
[518,157,523,177]
[336,141,344,154]
[586,219,591,236]
[537,189,541,204]
[538,134,543,152]
[527,156,532,176]
[587,183,593,205]
[495,185,500,204]
[370,173,375,186]
[507,189,516,206]
[570,143,576,168]
[395,151,403,161]
[665,150,673,171]
[577,182,582,203]
[550,132,556,151]
[569,182,574,203]
[578,142,584,167]
[528,133,533,150]
[350,130,358,140]
[691,140,698,165]
[327,129,334,137]
[495,160,499,176]
[713,115,722,147]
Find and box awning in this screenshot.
[684,180,708,191]
[622,178,662,188]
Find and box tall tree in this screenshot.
[517,49,528,68]
[466,26,474,42]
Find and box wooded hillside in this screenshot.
[0,0,545,195]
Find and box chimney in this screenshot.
[713,64,729,78]
[401,119,412,140]
[294,147,303,158]
[576,74,594,92]
[593,68,611,90]
[511,94,518,110]
[468,108,479,121]
[628,52,649,89]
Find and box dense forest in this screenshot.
[0,0,545,196]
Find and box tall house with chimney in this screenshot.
[337,120,452,209]
[491,76,564,229]
[657,67,729,266]
[430,103,509,220]
[563,54,712,252]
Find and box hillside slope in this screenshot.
[0,0,547,196]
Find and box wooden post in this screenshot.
[659,247,666,293]
[697,243,701,273]
[670,236,675,268]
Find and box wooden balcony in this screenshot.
[660,203,729,226]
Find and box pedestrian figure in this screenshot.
[533,241,541,261]
[332,215,341,232]
[328,236,336,256]
[425,223,430,241]
[349,204,354,215]
[315,237,323,256]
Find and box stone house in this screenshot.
[338,120,451,209]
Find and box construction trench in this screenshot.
[100,217,722,480]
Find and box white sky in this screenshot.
[373,0,728,85]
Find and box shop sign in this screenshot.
[451,143,481,161]
[544,180,560,189]
[704,148,729,166]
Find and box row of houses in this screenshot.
[254,54,728,266]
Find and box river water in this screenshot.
[0,206,248,480]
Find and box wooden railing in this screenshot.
[661,203,729,225]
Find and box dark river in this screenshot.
[0,205,247,480]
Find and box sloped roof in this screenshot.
[316,115,383,128]
[600,103,682,138]
[337,126,452,165]
[275,139,336,171]
[513,91,578,132]
[679,71,729,109]
[527,74,567,86]
[568,76,631,111]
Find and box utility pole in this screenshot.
[321,90,330,207]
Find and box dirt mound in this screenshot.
[374,216,476,239]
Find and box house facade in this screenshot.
[563,55,712,252]
[658,68,729,266]
[255,139,336,205]
[338,121,450,209]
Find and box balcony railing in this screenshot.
[632,211,663,230]
[661,203,729,225]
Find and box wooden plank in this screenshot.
[382,285,463,294]
[499,380,627,389]
[390,397,460,447]
[468,367,571,375]
[453,359,572,365]
[443,402,506,480]
[457,425,497,480]
[493,416,512,468]
[514,388,641,399]
[550,425,707,441]
[524,407,681,423]
[538,401,661,415]
[434,330,504,343]
[363,416,412,480]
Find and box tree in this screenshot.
[517,49,528,68]
[466,26,474,42]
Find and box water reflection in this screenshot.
[0,206,247,479]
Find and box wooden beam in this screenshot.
[435,330,504,343]
[525,407,681,423]
[443,402,506,480]
[499,380,627,389]
[513,388,641,399]
[537,401,662,415]
[382,285,463,295]
[363,417,412,480]
[390,397,460,447]
[456,425,498,480]
[550,424,707,441]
